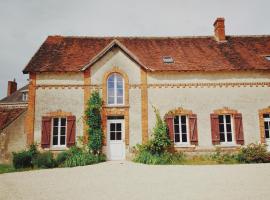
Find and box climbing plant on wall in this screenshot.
[85,90,103,155]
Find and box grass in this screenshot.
[0,164,15,174]
[178,155,239,165]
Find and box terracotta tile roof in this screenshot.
[0,85,29,105]
[23,35,270,73]
[0,108,26,131]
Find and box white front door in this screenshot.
[107,119,125,160]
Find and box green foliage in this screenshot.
[144,107,171,155]
[237,143,270,163]
[33,152,56,168]
[63,146,106,167]
[12,150,33,169]
[133,107,172,164]
[210,148,239,164]
[85,91,103,155]
[55,151,70,167]
[29,143,39,158]
[12,143,39,169]
[133,147,184,165]
[0,164,15,174]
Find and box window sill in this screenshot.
[174,144,195,148]
[216,143,240,148]
[103,105,130,108]
[49,146,68,151]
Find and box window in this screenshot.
[218,115,234,143]
[263,114,270,139]
[22,92,28,101]
[173,115,189,144]
[110,122,122,141]
[163,56,174,64]
[107,73,124,105]
[265,56,270,61]
[52,118,67,146]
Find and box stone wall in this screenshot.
[34,73,85,144]
[0,112,27,164]
[148,71,270,149]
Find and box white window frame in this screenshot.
[107,73,124,106]
[263,114,270,139]
[22,92,28,101]
[51,117,67,147]
[218,114,235,145]
[173,115,189,146]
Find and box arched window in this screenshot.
[107,73,124,105]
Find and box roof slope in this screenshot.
[0,85,28,104]
[0,108,26,131]
[23,35,270,73]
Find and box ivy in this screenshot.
[85,91,103,155]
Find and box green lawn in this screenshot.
[0,164,15,174]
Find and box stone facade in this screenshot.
[28,48,270,157]
[0,112,27,163]
[148,71,270,150]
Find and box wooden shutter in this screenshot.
[210,114,220,145]
[165,116,174,142]
[189,114,198,145]
[67,116,76,147]
[41,116,52,148]
[234,113,244,145]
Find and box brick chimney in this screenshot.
[7,79,17,96]
[213,17,226,42]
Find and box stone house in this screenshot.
[0,81,28,163]
[2,17,270,161]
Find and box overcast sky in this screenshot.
[0,0,269,98]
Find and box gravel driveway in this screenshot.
[0,161,270,200]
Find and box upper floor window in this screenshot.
[22,92,28,101]
[218,114,234,144]
[107,73,124,106]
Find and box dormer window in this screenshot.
[22,92,28,101]
[163,56,174,64]
[265,56,270,61]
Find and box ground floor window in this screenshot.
[173,115,189,144]
[52,117,67,146]
[218,114,234,144]
[263,114,270,139]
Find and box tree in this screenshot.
[85,91,103,155]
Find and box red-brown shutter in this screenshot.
[210,114,220,145]
[165,116,174,142]
[234,113,244,145]
[189,114,198,145]
[41,116,52,148]
[67,116,76,147]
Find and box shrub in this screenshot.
[28,143,39,158]
[12,150,33,169]
[143,107,171,155]
[133,148,184,165]
[33,152,56,168]
[133,107,172,164]
[62,146,106,167]
[55,151,69,167]
[237,143,270,163]
[85,91,103,155]
[210,148,239,164]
